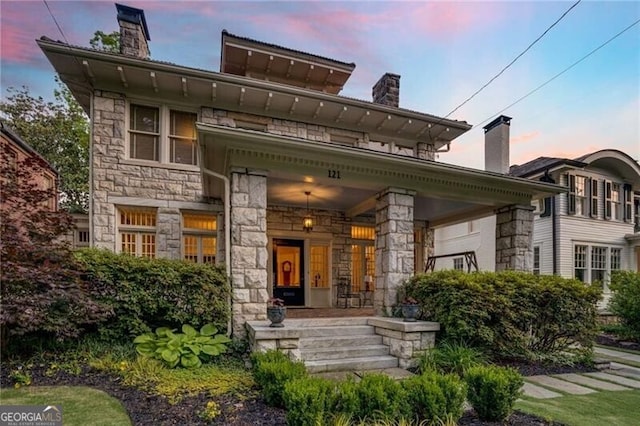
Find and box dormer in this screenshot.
[220,31,355,95]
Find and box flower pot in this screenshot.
[267,306,286,327]
[401,304,419,322]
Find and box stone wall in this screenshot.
[230,169,269,337]
[495,204,534,271]
[91,91,213,256]
[375,188,415,315]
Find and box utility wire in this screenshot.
[43,0,71,45]
[442,0,582,120]
[473,17,640,130]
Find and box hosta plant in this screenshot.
[134,323,231,368]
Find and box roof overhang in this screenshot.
[197,123,565,226]
[37,38,471,150]
[578,150,640,187]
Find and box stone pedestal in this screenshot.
[230,169,269,337]
[369,318,439,369]
[375,188,415,316]
[495,204,534,271]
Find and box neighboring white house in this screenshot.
[39,5,563,337]
[434,116,640,306]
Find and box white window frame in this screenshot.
[574,176,588,217]
[453,257,464,271]
[118,207,157,258]
[573,243,624,288]
[126,102,199,167]
[182,212,217,264]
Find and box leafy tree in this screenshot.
[90,30,120,53]
[0,145,111,351]
[0,79,89,213]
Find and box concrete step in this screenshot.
[301,344,389,361]
[305,355,399,374]
[283,317,372,327]
[299,334,383,349]
[250,324,376,340]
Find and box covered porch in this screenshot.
[197,122,562,337]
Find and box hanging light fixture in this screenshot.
[303,191,313,232]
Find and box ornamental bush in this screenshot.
[75,248,230,340]
[609,270,640,340]
[402,371,467,422]
[283,376,335,426]
[252,350,307,408]
[403,270,600,360]
[354,373,410,421]
[465,365,523,421]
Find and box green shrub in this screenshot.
[464,365,523,422]
[432,372,467,420]
[354,373,409,421]
[609,271,640,340]
[134,323,231,369]
[401,374,446,421]
[283,376,335,426]
[250,349,290,372]
[252,352,307,408]
[331,377,360,418]
[418,341,486,377]
[75,248,230,340]
[403,270,600,360]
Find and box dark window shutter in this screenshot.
[624,184,633,222]
[605,180,612,219]
[541,198,552,217]
[590,179,598,218]
[568,174,576,215]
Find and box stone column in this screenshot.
[495,204,534,271]
[375,188,415,316]
[156,208,181,259]
[230,168,269,337]
[416,143,436,161]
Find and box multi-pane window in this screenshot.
[76,230,90,247]
[635,197,640,232]
[611,248,621,271]
[533,246,540,275]
[129,104,160,161]
[574,245,587,282]
[310,245,329,288]
[119,208,156,258]
[351,225,375,292]
[611,184,622,221]
[575,176,588,216]
[182,213,216,264]
[591,246,607,283]
[170,110,197,165]
[453,257,464,271]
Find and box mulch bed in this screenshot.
[596,333,640,352]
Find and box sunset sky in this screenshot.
[1,0,638,169]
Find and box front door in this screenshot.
[273,239,305,306]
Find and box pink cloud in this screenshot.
[511,131,540,145]
[0,3,52,64]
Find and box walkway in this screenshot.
[522,346,640,399]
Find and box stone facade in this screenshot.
[375,188,415,315]
[495,204,534,271]
[416,142,436,161]
[118,20,149,59]
[372,73,400,107]
[230,169,269,337]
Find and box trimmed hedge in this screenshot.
[609,270,640,339]
[252,350,308,408]
[75,248,230,340]
[465,365,523,421]
[403,270,601,360]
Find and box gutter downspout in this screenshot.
[541,170,557,274]
[198,147,232,337]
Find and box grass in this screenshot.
[0,386,131,426]
[516,389,640,426]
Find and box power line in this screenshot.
[473,17,640,130]
[43,0,71,45]
[442,0,582,120]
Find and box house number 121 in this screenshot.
[328,170,341,179]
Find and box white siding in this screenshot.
[434,216,495,271]
[533,216,553,275]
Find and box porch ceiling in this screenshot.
[197,123,566,227]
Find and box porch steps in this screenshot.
[294,320,398,373]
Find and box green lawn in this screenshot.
[0,386,131,426]
[516,389,640,426]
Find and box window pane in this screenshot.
[351,225,375,240]
[130,133,158,161]
[351,244,363,292]
[170,137,197,165]
[121,232,136,254]
[183,235,198,263]
[611,248,621,270]
[310,245,329,288]
[141,234,156,258]
[170,111,196,138]
[202,237,216,264]
[183,214,216,231]
[131,105,159,132]
[575,245,587,282]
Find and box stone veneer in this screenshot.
[495,204,534,271]
[230,169,269,337]
[375,188,415,315]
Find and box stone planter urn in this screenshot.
[267,298,286,328]
[401,297,420,322]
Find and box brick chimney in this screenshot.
[483,115,511,174]
[372,73,400,107]
[116,3,150,59]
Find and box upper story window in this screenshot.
[129,104,160,161]
[634,197,640,232]
[128,104,198,166]
[568,175,588,216]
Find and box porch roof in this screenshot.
[197,123,566,227]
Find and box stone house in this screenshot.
[38,4,562,338]
[434,116,640,307]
